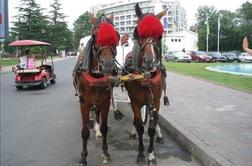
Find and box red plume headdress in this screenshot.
[137,15,163,39]
[96,23,119,46]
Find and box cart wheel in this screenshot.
[50,74,56,84]
[40,77,47,89]
[16,86,23,90]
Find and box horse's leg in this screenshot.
[155,123,164,144]
[95,111,102,139]
[147,100,160,165]
[100,105,110,164]
[129,117,137,140]
[79,103,90,166]
[132,104,145,164]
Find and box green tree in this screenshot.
[217,10,239,51]
[12,0,49,41]
[48,0,73,53]
[73,12,92,49]
[237,1,252,47]
[196,6,217,51]
[196,1,252,52]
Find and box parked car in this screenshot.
[222,52,240,62]
[164,51,175,61]
[239,52,252,63]
[229,51,241,57]
[173,51,192,62]
[207,52,227,62]
[190,51,212,62]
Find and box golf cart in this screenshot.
[9,40,56,90]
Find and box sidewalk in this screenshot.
[160,72,252,166]
[116,71,252,166]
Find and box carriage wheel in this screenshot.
[140,105,148,125]
[40,77,47,89]
[50,74,56,84]
[16,85,23,90]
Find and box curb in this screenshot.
[158,111,233,166]
[117,102,233,166]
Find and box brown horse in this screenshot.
[123,3,168,165]
[73,15,120,166]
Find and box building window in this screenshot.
[178,39,181,42]
[175,39,177,42]
[115,22,119,26]
[115,17,119,21]
[126,21,131,25]
[120,27,125,31]
[171,39,174,42]
[126,15,131,19]
[120,16,125,20]
[120,21,125,26]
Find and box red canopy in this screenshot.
[8,40,51,46]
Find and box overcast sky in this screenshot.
[9,0,250,29]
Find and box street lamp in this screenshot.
[217,14,222,52]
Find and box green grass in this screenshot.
[164,62,252,93]
[1,55,61,67]
[1,58,19,67]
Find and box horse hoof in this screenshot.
[147,159,157,166]
[96,135,102,140]
[136,154,145,164]
[79,158,87,166]
[102,154,110,164]
[129,134,137,140]
[156,137,164,144]
[88,120,94,129]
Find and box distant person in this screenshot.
[17,49,28,69]
[27,52,36,69]
[0,49,2,71]
[243,36,252,55]
[182,48,185,52]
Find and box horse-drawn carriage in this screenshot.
[73,3,169,165]
[9,40,56,90]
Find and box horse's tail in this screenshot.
[73,53,83,96]
[72,67,80,96]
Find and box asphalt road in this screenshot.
[0,58,200,166]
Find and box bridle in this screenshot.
[138,37,161,72]
[91,40,118,74]
[93,45,117,59]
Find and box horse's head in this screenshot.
[134,3,166,72]
[90,15,119,74]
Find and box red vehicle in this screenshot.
[190,51,212,62]
[9,40,56,90]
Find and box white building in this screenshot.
[91,0,187,36]
[165,30,198,51]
